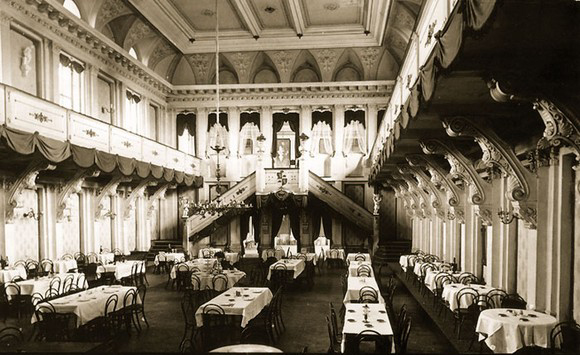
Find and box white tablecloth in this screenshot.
[343,277,385,304]
[154,253,185,266]
[424,271,462,292]
[348,261,373,277]
[399,255,412,271]
[6,273,87,300]
[0,266,27,283]
[34,285,140,327]
[325,249,345,260]
[195,287,273,327]
[100,261,143,280]
[442,283,495,311]
[341,303,395,353]
[98,253,115,265]
[190,270,246,290]
[224,252,239,264]
[267,259,305,280]
[476,309,557,353]
[54,260,78,274]
[199,248,222,259]
[170,259,215,279]
[346,253,371,265]
[261,249,286,261]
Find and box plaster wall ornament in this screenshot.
[148,40,176,69]
[372,193,382,215]
[124,19,154,50]
[354,47,381,78]
[310,48,342,81]
[533,98,580,159]
[224,52,257,83]
[94,175,132,219]
[56,168,100,221]
[473,205,493,226]
[5,159,56,223]
[267,50,300,82]
[20,46,33,77]
[185,53,213,84]
[442,117,536,204]
[420,139,487,205]
[511,201,537,230]
[95,0,132,30]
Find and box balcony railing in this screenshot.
[370,0,459,166]
[0,84,201,176]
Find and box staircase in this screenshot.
[372,240,412,272]
[147,240,184,261]
[308,172,374,233]
[186,173,256,242]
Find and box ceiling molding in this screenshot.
[231,0,262,37]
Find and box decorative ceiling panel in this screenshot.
[171,0,245,31]
[248,0,291,30]
[301,0,363,27]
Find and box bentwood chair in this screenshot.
[550,321,580,354]
[358,286,379,304]
[326,315,340,353]
[501,293,527,309]
[397,317,412,354]
[180,291,200,353]
[4,283,28,322]
[344,329,391,354]
[111,288,139,335]
[354,253,367,262]
[39,259,54,276]
[34,302,75,341]
[453,287,478,339]
[211,273,228,292]
[458,272,479,285]
[486,288,508,309]
[356,264,372,277]
[131,284,149,331]
[0,327,23,350]
[201,304,241,352]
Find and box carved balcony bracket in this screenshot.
[533,98,580,159]
[56,168,100,222]
[420,139,487,205]
[442,117,537,204]
[451,206,465,224]
[400,163,444,216]
[407,154,463,209]
[146,183,172,218]
[6,159,56,223]
[393,171,431,218]
[511,200,537,230]
[123,178,154,219]
[94,174,132,220]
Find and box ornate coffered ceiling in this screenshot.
[129,0,386,53]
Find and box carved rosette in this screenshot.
[534,99,580,158]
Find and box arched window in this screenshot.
[128,47,138,60]
[63,0,81,18]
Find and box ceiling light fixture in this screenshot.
[253,35,260,40]
[297,33,303,39]
[189,38,195,43]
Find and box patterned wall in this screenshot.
[6,189,39,262]
[379,190,397,240]
[342,183,366,248]
[125,201,136,251]
[98,195,112,250]
[60,194,80,255]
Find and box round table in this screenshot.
[476,308,557,353]
[210,344,282,353]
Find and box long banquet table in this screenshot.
[341,303,395,353]
[5,273,86,300]
[170,259,215,279]
[345,253,371,265]
[54,259,78,274]
[476,308,557,353]
[195,287,273,327]
[0,266,27,283]
[33,285,140,327]
[99,260,144,280]
[348,261,373,277]
[343,276,384,304]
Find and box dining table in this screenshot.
[210,344,282,353]
[341,303,395,353]
[441,283,496,311]
[33,285,140,327]
[224,252,240,264]
[199,248,222,259]
[261,249,286,261]
[170,259,215,279]
[190,270,246,290]
[266,259,305,280]
[343,276,385,304]
[195,287,273,328]
[98,253,115,265]
[475,308,558,353]
[348,260,374,277]
[98,260,143,280]
[54,259,78,274]
[0,266,27,283]
[345,253,371,265]
[5,273,87,300]
[154,252,185,266]
[424,270,462,291]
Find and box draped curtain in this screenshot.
[272,113,300,158]
[310,121,333,156]
[176,113,196,137]
[238,122,261,155]
[343,121,367,155]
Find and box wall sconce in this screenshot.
[23,208,41,220]
[497,207,515,224]
[257,133,266,154]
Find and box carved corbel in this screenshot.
[146,183,172,218]
[473,205,493,226]
[6,159,56,223]
[442,117,537,204]
[420,139,487,205]
[533,98,580,159]
[451,206,465,224]
[123,178,154,219]
[399,163,443,215]
[56,169,100,221]
[94,174,132,220]
[393,171,431,218]
[407,154,463,209]
[511,201,537,230]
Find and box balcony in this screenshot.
[0,84,201,184]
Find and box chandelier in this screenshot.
[182,0,252,219]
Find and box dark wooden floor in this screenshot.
[1,262,458,353]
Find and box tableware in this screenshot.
[224,294,231,297]
[378,310,386,314]
[229,299,235,302]
[528,314,538,318]
[520,318,529,322]
[364,324,373,328]
[499,313,507,317]
[347,309,355,313]
[377,319,386,323]
[252,290,262,294]
[245,298,255,301]
[347,319,355,322]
